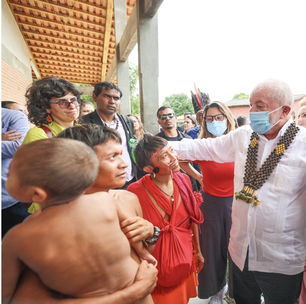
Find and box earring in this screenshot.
[46,114,53,126]
[152,172,156,179]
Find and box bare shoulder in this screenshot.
[83,191,115,202]
[80,192,118,211]
[2,221,29,251]
[109,190,142,216]
[110,190,139,205]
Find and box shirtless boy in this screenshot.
[2,138,154,304]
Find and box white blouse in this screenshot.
[170,118,306,275]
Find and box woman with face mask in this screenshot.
[180,101,236,304]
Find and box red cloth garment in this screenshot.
[172,172,203,225]
[196,160,234,197]
[128,172,203,295]
[152,271,198,304]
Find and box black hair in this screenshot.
[2,101,17,108]
[237,115,247,127]
[134,136,168,170]
[57,124,122,149]
[156,106,173,118]
[93,82,123,98]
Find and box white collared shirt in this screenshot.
[170,118,306,275]
[98,114,134,182]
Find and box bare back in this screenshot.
[4,192,141,298]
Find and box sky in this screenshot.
[130,0,305,105]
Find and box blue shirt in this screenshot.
[2,108,29,209]
[187,125,200,139]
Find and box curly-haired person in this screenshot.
[23,77,81,213]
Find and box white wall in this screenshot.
[1,0,31,78]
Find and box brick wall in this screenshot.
[228,106,250,120]
[1,59,32,106]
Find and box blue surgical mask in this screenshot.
[249,106,283,134]
[207,120,227,137]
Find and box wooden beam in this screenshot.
[30,55,41,79]
[105,55,117,82]
[118,3,137,61]
[143,0,164,17]
[27,43,102,58]
[31,51,101,63]
[36,60,101,70]
[35,57,102,66]
[29,45,101,62]
[22,30,114,50]
[19,22,104,40]
[38,66,100,74]
[101,0,113,81]
[11,4,105,29]
[39,72,99,81]
[35,0,107,17]
[24,36,103,52]
[39,67,99,76]
[15,14,106,37]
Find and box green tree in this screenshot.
[233,93,250,100]
[129,62,140,114]
[74,83,95,107]
[162,93,194,116]
[80,94,95,108]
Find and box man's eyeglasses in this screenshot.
[49,98,79,109]
[204,114,225,123]
[159,113,175,120]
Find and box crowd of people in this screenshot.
[1,77,306,304]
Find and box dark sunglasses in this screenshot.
[159,113,175,120]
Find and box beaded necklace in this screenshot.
[235,122,299,207]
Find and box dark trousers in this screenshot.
[231,253,303,304]
[197,193,233,298]
[2,202,30,238]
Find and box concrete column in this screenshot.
[137,1,160,134]
[114,0,131,115]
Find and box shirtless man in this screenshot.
[2,138,155,304]
[57,124,158,262]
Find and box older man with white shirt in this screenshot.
[171,78,306,304]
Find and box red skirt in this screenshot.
[152,271,198,304]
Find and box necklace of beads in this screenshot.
[235,122,299,207]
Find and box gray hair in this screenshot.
[251,78,293,107]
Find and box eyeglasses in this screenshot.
[204,114,225,123]
[159,113,175,120]
[49,97,79,109]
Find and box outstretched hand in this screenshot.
[121,216,154,243]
